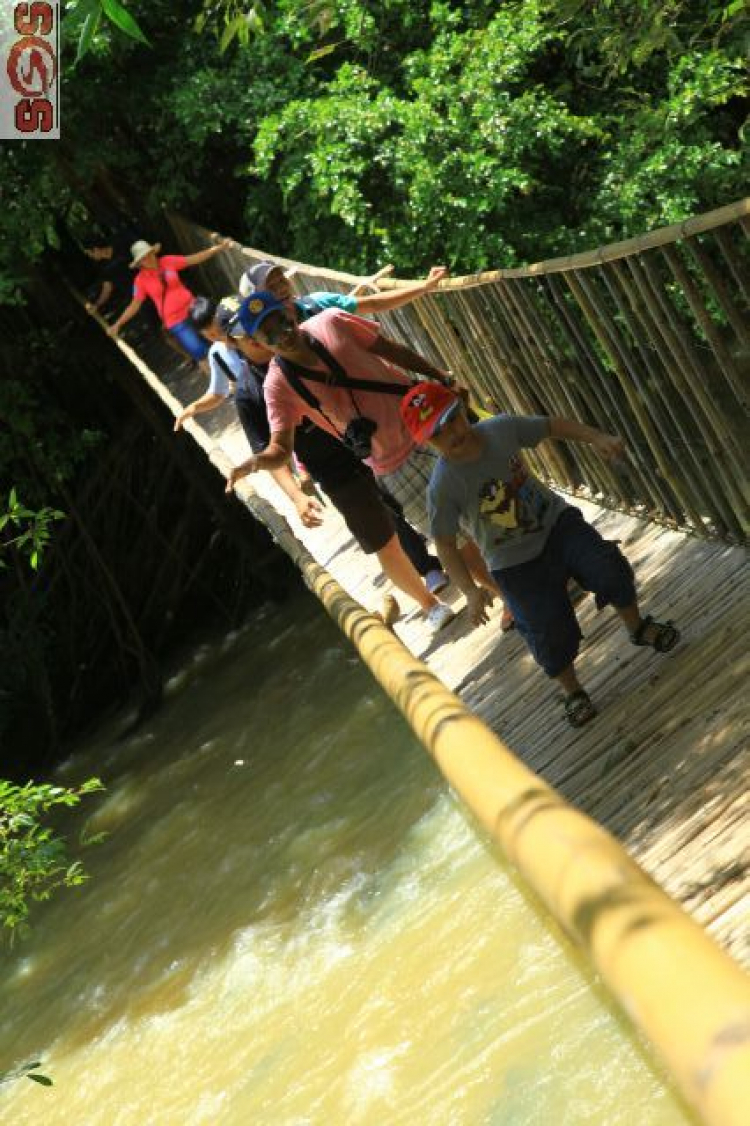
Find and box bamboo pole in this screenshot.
[685,236,750,352]
[611,258,737,536]
[504,277,625,501]
[713,227,750,309]
[510,280,617,499]
[660,244,749,410]
[564,271,703,529]
[541,275,666,515]
[483,282,577,489]
[635,255,748,531]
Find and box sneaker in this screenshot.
[425,602,456,633]
[425,568,450,596]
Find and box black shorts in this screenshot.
[324,472,395,555]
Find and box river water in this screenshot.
[0,593,693,1125]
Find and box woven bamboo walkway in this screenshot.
[116,324,749,972]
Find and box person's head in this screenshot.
[189,296,223,341]
[238,291,299,352]
[129,239,161,270]
[239,261,295,304]
[83,242,113,261]
[400,382,472,459]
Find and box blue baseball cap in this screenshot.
[238,291,287,336]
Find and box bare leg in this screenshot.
[555,662,596,726]
[555,663,583,696]
[376,534,437,613]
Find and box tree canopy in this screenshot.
[1,0,746,298]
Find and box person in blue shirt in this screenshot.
[238,260,449,322]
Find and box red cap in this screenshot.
[400,381,461,444]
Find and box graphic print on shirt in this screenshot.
[478,456,552,542]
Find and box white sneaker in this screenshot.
[425,568,450,595]
[425,602,456,633]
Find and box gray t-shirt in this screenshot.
[428,415,569,570]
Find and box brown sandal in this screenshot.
[631,615,680,653]
[564,689,597,729]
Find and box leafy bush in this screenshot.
[0,778,104,942]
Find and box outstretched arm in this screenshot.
[368,334,453,384]
[355,266,448,315]
[182,238,233,268]
[108,296,143,337]
[174,392,226,431]
[86,280,113,314]
[547,417,625,460]
[225,427,296,492]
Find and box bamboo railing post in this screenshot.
[610,258,738,537]
[660,244,749,411]
[685,236,750,352]
[541,275,667,515]
[508,276,628,502]
[564,270,704,529]
[635,255,748,532]
[713,227,750,309]
[483,282,577,489]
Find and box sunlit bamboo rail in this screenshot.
[88,202,750,1125]
[170,198,749,543]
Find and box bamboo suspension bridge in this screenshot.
[94,200,749,1126]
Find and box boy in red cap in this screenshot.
[401,383,680,727]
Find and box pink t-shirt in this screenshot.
[133,255,194,328]
[264,309,415,475]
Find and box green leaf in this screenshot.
[75,8,101,65]
[220,14,245,54]
[306,43,340,63]
[100,0,151,46]
[27,1073,53,1086]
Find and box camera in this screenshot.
[342,416,378,460]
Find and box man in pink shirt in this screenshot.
[226,291,505,624]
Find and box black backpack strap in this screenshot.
[214,350,237,383]
[277,356,354,441]
[287,333,409,397]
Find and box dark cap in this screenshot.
[238,291,287,336]
[215,295,245,338]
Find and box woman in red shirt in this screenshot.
[109,238,233,365]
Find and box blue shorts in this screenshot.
[491,508,636,678]
[168,319,209,361]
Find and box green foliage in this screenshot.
[64,0,150,64]
[0,778,104,941]
[1,0,747,291]
[0,490,65,573]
